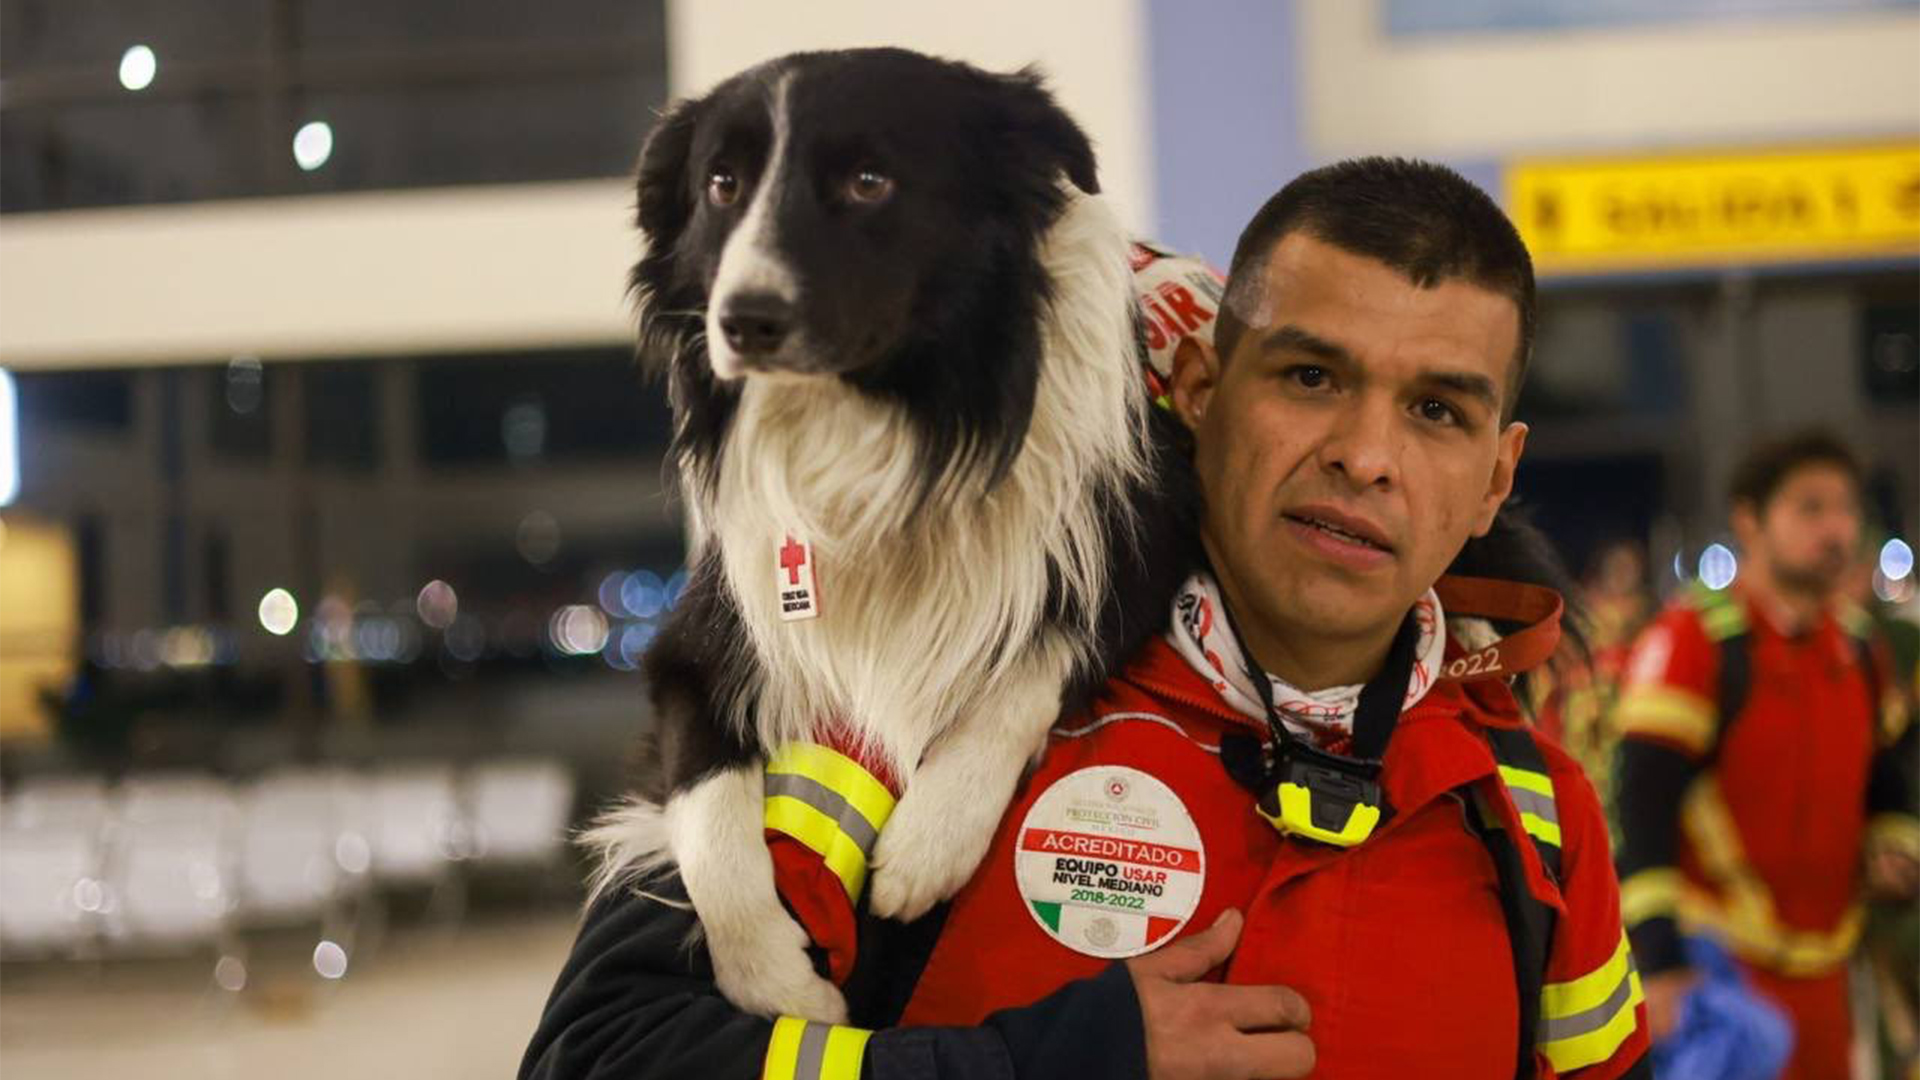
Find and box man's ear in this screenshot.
[1730,500,1761,549]
[1169,336,1221,434]
[1470,422,1529,537]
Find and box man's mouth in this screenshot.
[1282,509,1394,554]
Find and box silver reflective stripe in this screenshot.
[765,771,882,855]
[794,1020,832,1080]
[1506,785,1560,834]
[1538,958,1637,1044]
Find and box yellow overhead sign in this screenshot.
[1507,142,1920,275]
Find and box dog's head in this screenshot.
[630,49,1100,478]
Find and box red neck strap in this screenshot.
[1432,575,1565,683]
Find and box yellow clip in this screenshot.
[1260,781,1382,847]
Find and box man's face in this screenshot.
[1172,232,1528,647]
[1736,464,1861,596]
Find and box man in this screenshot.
[522,158,1649,1080]
[1612,431,1919,1080]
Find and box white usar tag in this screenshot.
[776,534,820,621]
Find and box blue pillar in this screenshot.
[1143,0,1309,266]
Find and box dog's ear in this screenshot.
[995,67,1100,195]
[634,96,705,246]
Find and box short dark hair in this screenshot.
[1214,157,1536,420]
[1729,429,1863,511]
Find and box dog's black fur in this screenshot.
[628,49,1201,801]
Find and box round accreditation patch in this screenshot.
[1013,765,1205,959]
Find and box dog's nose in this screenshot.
[718,293,793,356]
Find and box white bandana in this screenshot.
[1166,572,1447,754]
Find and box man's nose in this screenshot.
[1318,399,1399,490]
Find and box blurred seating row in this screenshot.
[0,759,576,959]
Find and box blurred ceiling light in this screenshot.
[225,356,263,414]
[1872,569,1914,604]
[1881,538,1914,582]
[618,621,658,667]
[444,614,485,662]
[334,833,371,875]
[620,569,665,618]
[517,510,561,567]
[1697,543,1738,591]
[258,587,299,635]
[502,398,548,463]
[214,956,248,993]
[416,579,458,629]
[293,121,334,171]
[598,571,630,617]
[0,368,17,507]
[312,940,349,980]
[551,605,610,656]
[118,45,157,91]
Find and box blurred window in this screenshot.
[15,368,134,433]
[0,0,667,212]
[209,361,273,460]
[303,363,380,471]
[1862,297,1919,405]
[417,348,669,467]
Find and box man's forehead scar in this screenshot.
[1223,276,1275,332]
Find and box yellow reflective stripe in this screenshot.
[1677,892,1864,977]
[1679,776,1864,976]
[1614,685,1715,754]
[1540,966,1644,1073]
[764,1016,806,1080]
[1543,932,1635,1020]
[1497,764,1553,798]
[764,794,870,901]
[819,1026,872,1079]
[763,1017,872,1080]
[1868,813,1920,863]
[1518,812,1563,848]
[1539,932,1644,1071]
[767,743,897,834]
[1689,584,1748,640]
[1619,868,1683,928]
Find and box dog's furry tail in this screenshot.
[577,795,690,911]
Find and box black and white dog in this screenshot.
[586,48,1197,1022]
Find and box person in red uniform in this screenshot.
[1612,431,1920,1080]
[521,158,1651,1080]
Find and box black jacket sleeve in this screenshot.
[1612,738,1699,975]
[519,874,1147,1080]
[1866,710,1918,820]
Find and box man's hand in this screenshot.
[1126,909,1315,1080]
[1640,969,1699,1044]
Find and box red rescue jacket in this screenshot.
[767,578,1649,1080]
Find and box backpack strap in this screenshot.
[1689,582,1752,764]
[1839,608,1891,741]
[1464,725,1564,1080]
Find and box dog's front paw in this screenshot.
[867,792,999,921]
[709,910,848,1024]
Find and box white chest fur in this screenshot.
[694,189,1148,777]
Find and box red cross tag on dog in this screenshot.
[776,534,820,622]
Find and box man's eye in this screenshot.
[1286,365,1329,390]
[1417,398,1460,425]
[706,167,741,207]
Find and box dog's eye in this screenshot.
[706,168,741,208]
[845,169,895,205]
